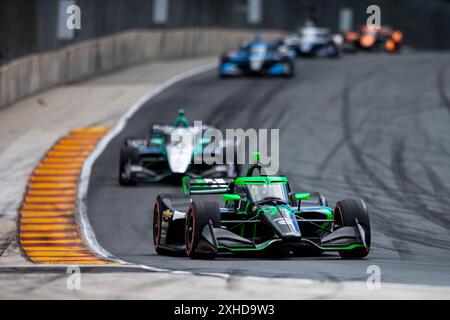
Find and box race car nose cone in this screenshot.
[282,234,302,242]
[166,128,194,173]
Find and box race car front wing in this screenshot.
[194,219,368,255]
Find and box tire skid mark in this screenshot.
[249,80,292,129]
[320,77,439,249]
[207,79,289,130]
[82,55,450,284]
[314,63,389,176]
[208,82,258,128]
[391,139,432,197]
[391,138,450,228]
[422,164,450,200]
[437,60,450,112]
[243,81,285,128]
[340,76,450,250]
[202,79,291,170]
[342,166,450,250]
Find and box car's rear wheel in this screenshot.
[334,199,371,259]
[119,146,139,186]
[385,38,399,53]
[185,201,221,259]
[328,44,340,58]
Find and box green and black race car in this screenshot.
[153,153,371,259]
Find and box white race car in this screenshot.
[119,109,240,185]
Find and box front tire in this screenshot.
[185,201,221,259]
[328,44,340,59]
[334,199,371,259]
[153,195,170,255]
[119,146,139,186]
[284,60,295,78]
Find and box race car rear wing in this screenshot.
[152,123,216,135]
[182,176,231,195]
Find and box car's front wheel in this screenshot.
[334,199,371,259]
[185,201,221,259]
[118,146,139,186]
[153,196,168,255]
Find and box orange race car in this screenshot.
[344,25,403,53]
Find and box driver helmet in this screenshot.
[174,108,189,128]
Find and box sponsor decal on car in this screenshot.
[162,210,174,219]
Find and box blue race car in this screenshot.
[219,35,296,78]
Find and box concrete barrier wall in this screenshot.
[0,28,285,110]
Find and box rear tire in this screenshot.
[334,199,371,259]
[185,201,221,259]
[119,146,139,186]
[284,60,295,78]
[328,44,340,59]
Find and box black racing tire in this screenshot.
[385,40,401,54]
[185,201,221,259]
[118,146,139,186]
[334,199,371,259]
[343,43,357,54]
[123,136,139,147]
[328,44,341,59]
[284,60,295,78]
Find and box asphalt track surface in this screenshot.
[88,53,450,286]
